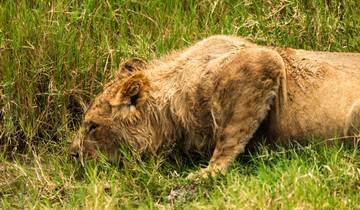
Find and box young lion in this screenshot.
[70,35,360,178]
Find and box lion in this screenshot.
[69,35,360,178]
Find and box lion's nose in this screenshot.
[69,144,80,158]
[70,150,80,158]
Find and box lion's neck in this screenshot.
[142,99,182,156]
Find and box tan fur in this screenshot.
[70,35,360,178]
[345,99,360,137]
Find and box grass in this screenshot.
[1,0,360,209]
[1,143,360,209]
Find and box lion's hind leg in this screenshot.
[344,99,360,137]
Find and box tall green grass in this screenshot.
[1,0,359,151]
[1,0,360,209]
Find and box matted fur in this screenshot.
[70,35,360,177]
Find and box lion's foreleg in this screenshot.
[188,48,286,179]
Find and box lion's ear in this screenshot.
[118,58,147,74]
[110,73,150,107]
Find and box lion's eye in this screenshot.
[130,93,139,106]
[87,121,99,134]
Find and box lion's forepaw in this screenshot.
[186,166,223,181]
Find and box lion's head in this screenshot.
[69,58,158,163]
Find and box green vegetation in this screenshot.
[1,0,359,209]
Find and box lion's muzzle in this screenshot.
[69,142,81,158]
